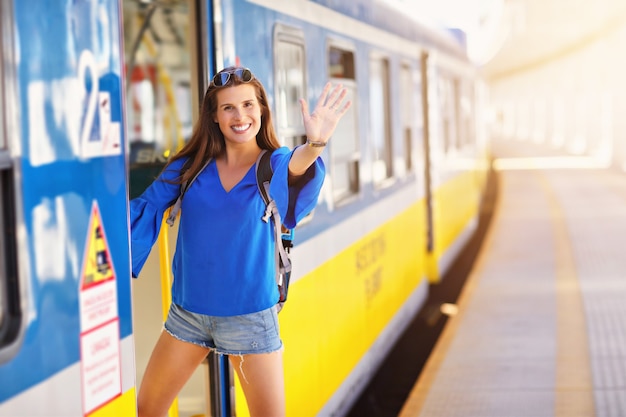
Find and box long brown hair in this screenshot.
[163,66,281,185]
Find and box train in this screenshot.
[0,0,489,416]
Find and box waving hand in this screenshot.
[299,83,352,145]
[289,83,352,177]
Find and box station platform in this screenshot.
[399,139,626,417]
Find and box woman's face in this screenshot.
[214,84,262,147]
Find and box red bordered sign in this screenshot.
[78,201,122,416]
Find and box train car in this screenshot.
[127,1,488,416]
[1,0,488,416]
[0,0,136,416]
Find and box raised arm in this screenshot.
[288,82,352,178]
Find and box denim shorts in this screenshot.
[164,303,283,355]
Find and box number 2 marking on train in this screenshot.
[78,49,99,157]
[77,50,121,158]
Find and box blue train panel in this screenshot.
[0,0,136,415]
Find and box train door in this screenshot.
[0,0,136,416]
[420,52,436,264]
[123,1,219,416]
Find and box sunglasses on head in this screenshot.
[211,68,255,87]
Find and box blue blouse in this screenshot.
[130,146,324,316]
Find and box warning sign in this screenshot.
[79,201,121,415]
[81,202,115,289]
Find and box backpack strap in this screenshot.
[255,150,292,287]
[166,158,211,226]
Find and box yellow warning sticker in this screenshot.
[81,201,115,290]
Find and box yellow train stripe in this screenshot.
[429,169,485,282]
[235,201,426,416]
[88,388,137,417]
[235,169,484,416]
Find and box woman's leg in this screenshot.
[137,331,210,417]
[229,351,285,417]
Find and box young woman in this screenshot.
[130,66,351,417]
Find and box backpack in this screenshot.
[165,150,293,312]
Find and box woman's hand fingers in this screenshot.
[301,83,352,144]
[299,97,310,118]
[325,84,348,109]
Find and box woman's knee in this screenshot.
[136,398,166,417]
[230,352,285,416]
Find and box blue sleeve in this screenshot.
[269,146,326,228]
[129,159,185,277]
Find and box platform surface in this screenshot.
[400,139,626,417]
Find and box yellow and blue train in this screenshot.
[0,0,488,416]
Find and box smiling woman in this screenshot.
[129,66,350,417]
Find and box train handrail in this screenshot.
[157,209,179,417]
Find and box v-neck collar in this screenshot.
[213,159,256,194]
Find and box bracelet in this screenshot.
[306,138,327,148]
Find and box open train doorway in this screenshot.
[123,1,210,415]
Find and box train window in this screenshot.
[0,0,24,360]
[274,25,307,149]
[460,81,475,148]
[0,151,16,353]
[329,47,355,79]
[327,45,359,203]
[439,76,457,153]
[399,63,413,176]
[369,55,393,186]
[453,79,461,149]
[414,63,425,155]
[123,0,194,198]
